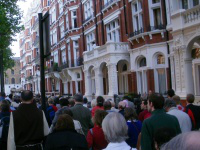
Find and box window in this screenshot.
[84,0,93,20]
[47,0,50,6]
[139,58,146,67]
[152,0,160,3]
[52,28,57,44]
[77,73,80,79]
[106,19,120,42]
[71,10,77,28]
[73,41,79,66]
[59,0,63,14]
[11,69,14,75]
[182,0,188,9]
[156,69,166,94]
[60,23,65,39]
[51,6,56,24]
[193,0,199,6]
[54,51,58,63]
[66,13,69,30]
[157,55,165,64]
[153,8,161,27]
[36,48,39,55]
[12,78,15,84]
[86,32,95,51]
[132,0,143,32]
[150,0,162,28]
[67,42,71,67]
[61,48,66,64]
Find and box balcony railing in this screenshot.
[184,5,200,24]
[148,24,165,31]
[129,28,144,38]
[58,62,69,71]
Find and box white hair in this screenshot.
[102,112,128,143]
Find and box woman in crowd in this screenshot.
[124,107,142,148]
[45,114,88,150]
[102,112,135,150]
[91,96,104,117]
[118,101,126,116]
[87,109,108,150]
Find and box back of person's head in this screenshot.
[186,94,195,104]
[55,114,75,131]
[167,89,175,98]
[161,131,200,150]
[83,97,88,104]
[61,107,73,117]
[154,127,176,150]
[96,96,105,107]
[59,98,69,107]
[21,90,33,102]
[68,98,75,107]
[9,94,13,100]
[53,97,59,105]
[141,97,148,105]
[124,107,138,121]
[93,109,108,127]
[102,112,128,143]
[172,95,181,105]
[48,98,54,105]
[87,101,91,108]
[163,99,176,111]
[118,101,126,110]
[0,100,10,112]
[73,94,83,103]
[148,93,165,109]
[103,100,111,110]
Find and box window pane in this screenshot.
[153,8,161,26]
[152,0,160,3]
[157,55,165,64]
[157,69,166,94]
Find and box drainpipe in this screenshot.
[100,0,105,44]
[123,0,128,35]
[163,0,172,89]
[94,0,99,45]
[80,3,85,51]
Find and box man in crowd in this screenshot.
[7,90,49,150]
[141,93,181,150]
[185,94,200,130]
[172,95,184,111]
[138,98,151,122]
[164,99,192,133]
[70,94,93,136]
[167,89,175,99]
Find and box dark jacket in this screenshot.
[141,109,181,150]
[71,104,93,135]
[45,130,88,150]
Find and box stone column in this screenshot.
[94,67,103,96]
[107,63,118,96]
[169,54,176,90]
[84,70,92,100]
[184,58,194,94]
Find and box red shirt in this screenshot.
[87,126,108,150]
[51,105,58,112]
[138,110,151,122]
[91,106,104,117]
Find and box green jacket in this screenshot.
[70,104,93,136]
[141,109,181,150]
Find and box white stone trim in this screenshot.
[84,25,96,35]
[103,10,121,25]
[68,5,79,11]
[71,35,80,40]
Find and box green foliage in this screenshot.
[0,0,23,70]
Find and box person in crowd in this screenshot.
[102,112,134,150]
[161,131,200,150]
[10,96,20,109]
[51,98,69,127]
[123,96,135,110]
[50,107,84,135]
[0,100,11,150]
[167,89,175,98]
[118,101,126,116]
[172,95,184,111]
[87,101,91,110]
[110,100,119,112]
[46,98,58,126]
[87,109,108,150]
[154,127,177,150]
[83,97,88,107]
[53,96,61,110]
[185,94,200,130]
[68,97,75,107]
[0,92,6,101]
[5,94,12,104]
[103,100,114,113]
[164,99,192,133]
[7,90,49,150]
[71,94,93,136]
[138,98,151,122]
[91,99,97,109]
[91,96,104,117]
[48,98,58,112]
[124,107,142,148]
[45,114,88,150]
[141,93,181,150]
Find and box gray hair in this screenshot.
[161,131,200,150]
[163,99,176,110]
[102,112,128,143]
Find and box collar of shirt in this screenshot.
[169,107,178,111]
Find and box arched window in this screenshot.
[139,58,146,67]
[122,64,127,72]
[77,73,80,79]
[11,78,15,84]
[157,54,165,64]
[11,69,14,75]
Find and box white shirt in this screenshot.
[103,141,135,150]
[167,107,192,133]
[7,111,50,150]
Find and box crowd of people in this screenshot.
[0,89,199,150]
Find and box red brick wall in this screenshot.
[147,69,155,92]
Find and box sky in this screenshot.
[10,0,32,57]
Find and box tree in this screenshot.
[0,0,23,70]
